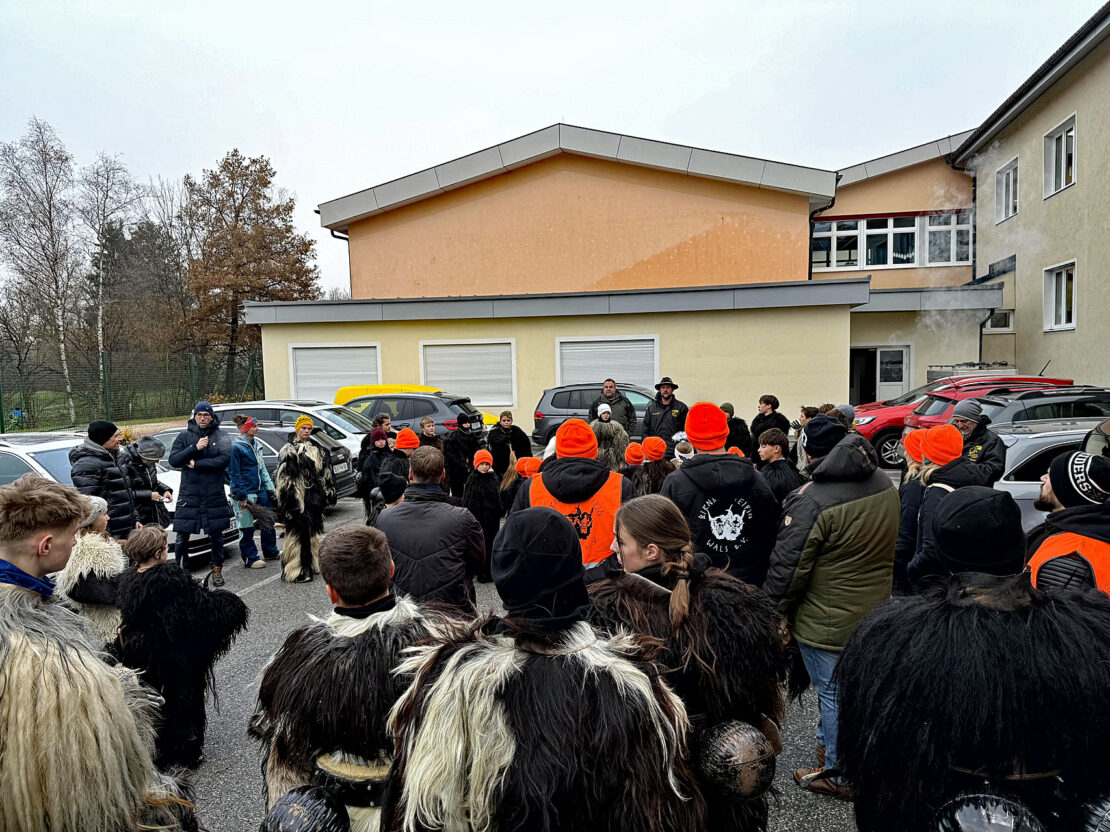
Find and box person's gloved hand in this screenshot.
[790,420,802,431]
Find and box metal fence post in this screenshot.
[100,351,112,421]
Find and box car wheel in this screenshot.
[873,431,904,469]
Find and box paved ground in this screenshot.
[190,496,856,831]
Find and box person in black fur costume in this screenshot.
[441,418,484,497]
[251,526,444,832]
[384,508,707,832]
[115,525,248,769]
[462,449,502,581]
[588,494,790,832]
[837,571,1110,831]
[276,417,336,583]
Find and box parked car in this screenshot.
[992,417,1108,531]
[340,391,487,438]
[531,382,656,445]
[904,386,1110,434]
[209,400,375,458]
[853,375,1073,469]
[0,432,237,561]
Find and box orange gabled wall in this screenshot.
[825,157,972,217]
[347,154,812,299]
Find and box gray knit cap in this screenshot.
[952,399,983,424]
[80,496,109,529]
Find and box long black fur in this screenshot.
[837,572,1110,831]
[442,430,482,498]
[276,440,329,578]
[114,563,248,769]
[462,469,502,565]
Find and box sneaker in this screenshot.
[248,559,267,569]
[801,769,853,801]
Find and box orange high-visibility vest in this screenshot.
[1029,532,1110,592]
[529,470,623,564]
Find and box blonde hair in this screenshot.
[0,474,86,543]
[122,525,168,565]
[419,415,435,428]
[500,452,519,491]
[499,410,513,421]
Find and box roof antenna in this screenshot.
[1038,359,1051,376]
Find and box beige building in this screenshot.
[953,4,1110,385]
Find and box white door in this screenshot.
[291,345,379,401]
[876,347,909,401]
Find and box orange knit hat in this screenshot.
[685,401,729,451]
[903,429,926,464]
[922,424,963,466]
[516,456,541,478]
[395,428,420,449]
[473,449,493,468]
[728,446,745,457]
[555,419,598,459]
[624,442,644,466]
[642,436,667,461]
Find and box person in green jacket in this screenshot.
[763,415,899,801]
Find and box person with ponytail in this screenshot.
[589,494,791,832]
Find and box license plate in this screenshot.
[332,462,349,474]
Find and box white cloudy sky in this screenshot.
[1,0,1100,292]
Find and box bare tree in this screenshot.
[324,285,351,300]
[0,118,81,422]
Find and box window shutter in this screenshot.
[423,343,514,407]
[559,339,656,389]
[292,346,379,401]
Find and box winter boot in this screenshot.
[793,743,826,784]
[212,565,225,587]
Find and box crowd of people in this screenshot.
[1,378,1109,831]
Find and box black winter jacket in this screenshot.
[725,417,754,459]
[905,456,982,592]
[511,456,636,513]
[659,454,780,586]
[443,429,484,497]
[119,444,172,527]
[962,419,1006,486]
[487,424,532,478]
[761,457,806,505]
[750,412,792,462]
[588,393,638,435]
[893,476,925,594]
[168,417,232,536]
[69,439,139,540]
[463,469,503,564]
[641,395,689,456]
[376,483,485,611]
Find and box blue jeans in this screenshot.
[238,490,279,565]
[799,642,841,773]
[175,530,224,570]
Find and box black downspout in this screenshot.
[808,175,840,280]
[330,228,350,241]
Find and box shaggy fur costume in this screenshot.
[385,617,707,832]
[589,561,789,831]
[837,572,1110,831]
[115,563,248,769]
[55,528,128,646]
[443,429,483,498]
[0,583,197,831]
[277,438,335,581]
[591,419,630,471]
[250,595,438,832]
[462,469,502,568]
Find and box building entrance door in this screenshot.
[849,346,909,405]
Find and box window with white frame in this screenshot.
[983,310,1014,333]
[1043,262,1076,331]
[996,159,1018,221]
[422,341,515,407]
[1044,116,1076,197]
[927,211,972,265]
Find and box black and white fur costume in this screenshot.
[250,593,440,832]
[0,581,197,831]
[55,528,128,647]
[276,435,336,582]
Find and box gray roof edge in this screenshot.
[317,123,837,230]
[854,284,1003,313]
[837,130,976,186]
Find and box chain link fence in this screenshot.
[0,350,264,433]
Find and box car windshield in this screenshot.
[319,407,375,433]
[28,448,76,485]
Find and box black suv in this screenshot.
[976,386,1110,424]
[343,392,485,437]
[531,383,655,445]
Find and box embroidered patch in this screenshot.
[784,516,792,526]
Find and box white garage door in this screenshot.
[291,345,379,401]
[423,342,515,407]
[558,338,656,389]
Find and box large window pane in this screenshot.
[866,234,888,266]
[811,237,831,269]
[893,232,915,264]
[928,230,951,263]
[836,234,858,267]
[956,230,970,262]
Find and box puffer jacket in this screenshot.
[118,443,172,527]
[168,417,232,535]
[69,439,139,540]
[660,454,780,586]
[376,483,486,611]
[228,435,275,500]
[962,418,1006,486]
[764,433,899,651]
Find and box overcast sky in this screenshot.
[1,0,1101,292]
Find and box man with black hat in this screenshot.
[119,435,173,528]
[642,376,689,458]
[1027,450,1110,591]
[69,419,140,540]
[763,414,899,800]
[950,399,1006,485]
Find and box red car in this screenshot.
[854,375,1073,468]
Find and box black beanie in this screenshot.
[492,507,591,630]
[800,415,847,458]
[932,486,1025,576]
[1049,451,1110,508]
[88,420,118,446]
[377,472,408,504]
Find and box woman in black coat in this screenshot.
[487,411,532,478]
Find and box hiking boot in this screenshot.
[212,566,225,587]
[793,743,826,784]
[802,769,853,801]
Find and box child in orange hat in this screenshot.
[638,436,676,495]
[500,455,541,514]
[464,448,502,579]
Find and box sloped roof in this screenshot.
[318,124,838,232]
[838,131,975,186]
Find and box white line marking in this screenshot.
[236,572,283,598]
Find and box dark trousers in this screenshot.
[175,530,225,570]
[237,491,279,563]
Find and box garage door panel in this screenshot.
[292,346,379,401]
[559,339,656,389]
[423,342,514,407]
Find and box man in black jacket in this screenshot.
[587,379,638,436]
[950,399,1006,485]
[375,446,485,612]
[660,402,779,585]
[641,377,688,458]
[757,427,806,504]
[69,420,140,540]
[750,395,791,468]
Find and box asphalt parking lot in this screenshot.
[192,496,855,831]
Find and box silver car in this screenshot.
[993,418,1109,531]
